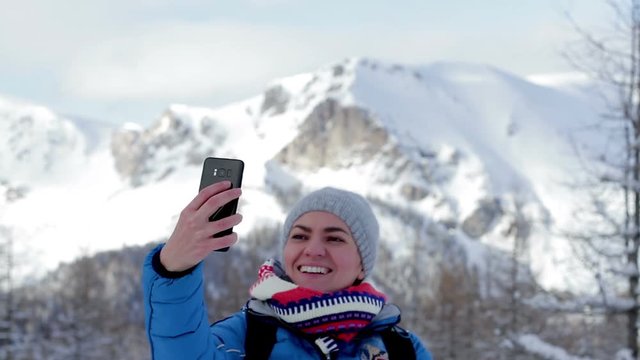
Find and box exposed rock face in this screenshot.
[400,183,430,201]
[110,127,144,181]
[274,99,389,169]
[461,197,504,238]
[272,98,456,205]
[260,85,290,116]
[2,182,29,202]
[110,110,224,186]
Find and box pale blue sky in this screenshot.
[0,0,609,125]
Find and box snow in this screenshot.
[515,334,592,360]
[0,58,606,292]
[516,332,631,360]
[345,59,603,290]
[121,122,143,131]
[0,98,88,184]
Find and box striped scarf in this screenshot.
[249,259,386,344]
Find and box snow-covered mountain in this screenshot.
[0,57,602,292]
[0,96,89,185]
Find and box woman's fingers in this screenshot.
[161,227,240,272]
[202,232,239,253]
[197,187,242,223]
[159,185,244,272]
[201,213,243,238]
[185,181,232,212]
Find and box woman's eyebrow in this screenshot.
[292,225,349,234]
[324,227,349,234]
[292,224,311,232]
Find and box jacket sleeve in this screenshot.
[143,244,247,359]
[143,244,212,359]
[410,332,434,360]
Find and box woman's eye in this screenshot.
[291,234,307,240]
[327,236,345,243]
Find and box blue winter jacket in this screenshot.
[143,245,433,359]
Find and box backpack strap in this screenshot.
[245,311,278,360]
[245,311,337,359]
[381,325,417,360]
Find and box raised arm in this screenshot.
[142,182,243,360]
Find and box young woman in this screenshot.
[143,182,432,359]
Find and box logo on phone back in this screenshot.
[212,168,233,178]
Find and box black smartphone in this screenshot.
[199,157,244,251]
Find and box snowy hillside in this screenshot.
[0,96,89,185]
[0,58,602,292]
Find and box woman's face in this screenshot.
[283,211,365,293]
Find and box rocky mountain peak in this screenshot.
[274,98,388,169]
[0,96,87,184]
[111,108,222,186]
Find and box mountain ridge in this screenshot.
[0,57,602,292]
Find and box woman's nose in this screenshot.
[303,237,326,256]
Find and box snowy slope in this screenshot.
[0,95,89,185]
[341,59,603,288]
[250,58,600,289]
[0,58,603,292]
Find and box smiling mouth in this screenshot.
[299,265,331,275]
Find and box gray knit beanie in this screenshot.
[281,187,379,277]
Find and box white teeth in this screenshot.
[300,266,329,274]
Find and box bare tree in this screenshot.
[502,197,534,359]
[564,0,640,356]
[0,226,13,360]
[43,254,110,360]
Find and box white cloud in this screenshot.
[64,22,312,100]
[63,21,466,101]
[2,0,609,109]
[0,0,121,68]
[77,21,583,102]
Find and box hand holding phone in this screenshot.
[160,180,242,272]
[199,157,244,251]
